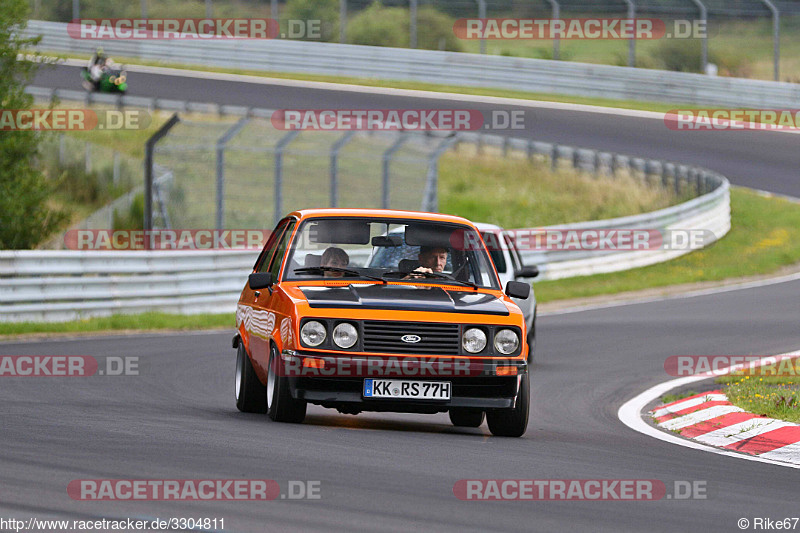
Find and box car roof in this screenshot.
[288,208,477,227]
[473,222,503,231]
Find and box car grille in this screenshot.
[362,320,460,355]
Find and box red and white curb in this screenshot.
[618,351,800,470]
[651,390,800,465]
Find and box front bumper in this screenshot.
[282,349,527,414]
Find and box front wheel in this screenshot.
[235,343,267,413]
[266,344,307,423]
[486,372,529,437]
[449,408,485,428]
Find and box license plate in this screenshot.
[363,379,451,400]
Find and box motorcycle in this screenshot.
[81,65,128,93]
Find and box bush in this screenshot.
[0,0,67,249]
[415,6,463,52]
[347,3,409,48]
[651,39,704,72]
[282,0,339,42]
[347,2,462,52]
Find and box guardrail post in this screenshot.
[73,0,79,20]
[215,117,250,230]
[544,0,560,60]
[410,0,418,49]
[623,0,636,67]
[330,131,356,207]
[502,136,510,156]
[527,138,535,160]
[423,134,458,212]
[761,0,780,81]
[84,142,91,174]
[144,113,180,234]
[340,0,347,44]
[476,0,487,54]
[141,0,147,19]
[205,0,212,18]
[571,147,580,171]
[271,0,278,21]
[592,150,601,177]
[113,151,120,186]
[58,134,65,165]
[382,133,410,209]
[274,130,301,226]
[689,0,708,73]
[551,144,559,171]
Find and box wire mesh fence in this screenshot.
[151,117,439,229]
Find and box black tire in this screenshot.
[486,371,529,437]
[449,408,485,428]
[235,343,267,413]
[266,344,307,423]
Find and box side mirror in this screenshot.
[249,272,273,290]
[514,265,539,279]
[505,280,530,300]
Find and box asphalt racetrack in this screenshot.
[5,62,798,532]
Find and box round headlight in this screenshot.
[494,329,519,355]
[462,328,487,354]
[300,320,326,347]
[333,322,358,349]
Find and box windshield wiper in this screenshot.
[293,267,387,284]
[381,270,479,290]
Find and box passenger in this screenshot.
[321,247,349,278]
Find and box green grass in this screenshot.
[438,147,685,228]
[533,188,800,303]
[660,390,698,405]
[716,370,800,424]
[0,312,233,337]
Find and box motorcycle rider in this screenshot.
[88,48,106,83]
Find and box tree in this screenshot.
[0,0,65,248]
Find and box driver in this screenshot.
[406,246,448,279]
[320,247,349,278]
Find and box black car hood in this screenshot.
[299,285,509,315]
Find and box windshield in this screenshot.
[283,217,500,289]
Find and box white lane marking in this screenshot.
[659,405,743,431]
[695,419,792,447]
[541,270,800,317]
[760,441,800,463]
[651,393,727,418]
[618,350,800,469]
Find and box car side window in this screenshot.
[255,219,290,273]
[504,234,522,272]
[481,232,506,274]
[267,220,296,283]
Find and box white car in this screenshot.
[473,223,538,360]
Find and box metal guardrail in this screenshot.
[23,20,800,108]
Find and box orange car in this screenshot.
[232,209,532,436]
